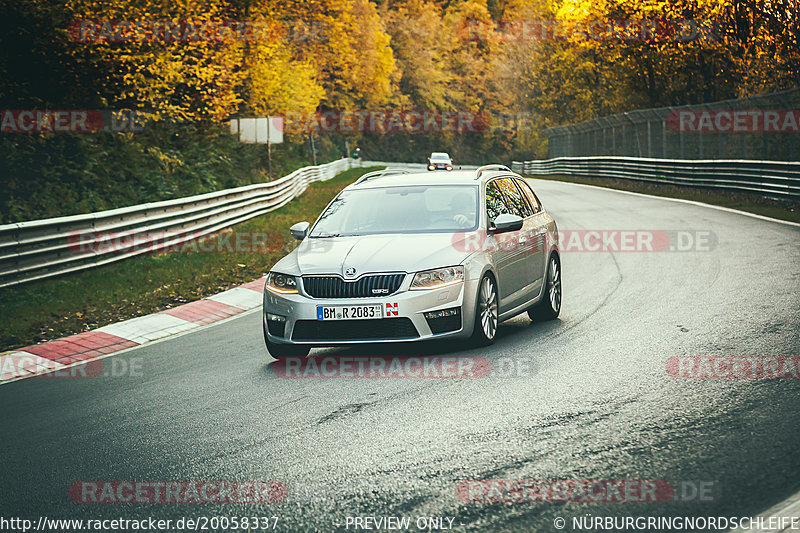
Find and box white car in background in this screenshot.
[427,152,453,171]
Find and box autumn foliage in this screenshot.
[1,0,795,124]
[0,0,796,203]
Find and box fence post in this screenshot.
[603,127,607,156]
[594,129,599,155]
[699,130,703,158]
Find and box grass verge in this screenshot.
[0,166,383,351]
[526,174,800,223]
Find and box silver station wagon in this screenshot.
[262,165,561,358]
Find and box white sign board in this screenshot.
[269,116,284,144]
[256,117,269,143]
[238,118,257,143]
[234,117,283,144]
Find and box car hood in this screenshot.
[272,233,472,277]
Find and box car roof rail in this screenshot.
[353,168,410,185]
[475,164,512,179]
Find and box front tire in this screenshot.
[528,254,561,321]
[263,323,310,359]
[471,274,499,346]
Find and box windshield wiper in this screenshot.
[312,233,341,238]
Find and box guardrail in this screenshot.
[0,158,357,289]
[511,157,800,200]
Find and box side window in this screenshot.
[497,178,531,217]
[516,179,542,214]
[485,180,511,225]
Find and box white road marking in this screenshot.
[207,287,263,310]
[97,314,197,344]
[528,178,800,227]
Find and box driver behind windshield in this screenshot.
[450,192,474,228]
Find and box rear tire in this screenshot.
[263,323,310,359]
[471,274,499,346]
[528,254,561,321]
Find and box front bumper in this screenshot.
[263,276,478,345]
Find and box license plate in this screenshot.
[316,304,384,321]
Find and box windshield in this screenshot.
[431,154,450,161]
[310,185,478,237]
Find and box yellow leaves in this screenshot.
[341,0,395,106]
[55,0,796,132]
[555,0,603,21]
[146,146,185,172]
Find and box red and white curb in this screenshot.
[0,277,266,385]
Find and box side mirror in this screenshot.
[290,221,310,240]
[492,213,523,234]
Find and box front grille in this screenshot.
[292,318,418,341]
[302,274,405,298]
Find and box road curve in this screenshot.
[1,177,798,532]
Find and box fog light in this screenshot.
[266,313,287,337]
[424,308,459,319]
[424,307,462,334]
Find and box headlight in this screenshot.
[266,272,298,294]
[428,164,435,170]
[410,266,464,290]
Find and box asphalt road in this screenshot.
[2,178,799,532]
